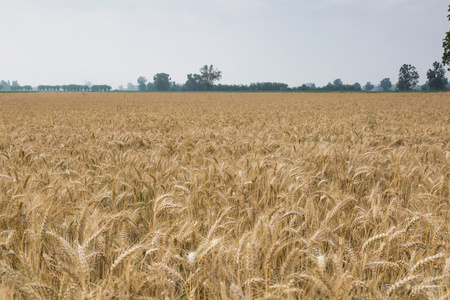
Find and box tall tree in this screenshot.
[443,5,450,70]
[153,73,171,91]
[137,76,147,91]
[333,79,343,88]
[364,82,374,91]
[380,78,392,91]
[352,82,362,91]
[427,61,448,90]
[199,65,222,90]
[397,64,419,91]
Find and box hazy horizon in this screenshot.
[1,0,448,89]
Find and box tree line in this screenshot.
[129,61,447,92]
[1,60,449,93]
[1,61,447,93]
[0,81,111,92]
[37,84,112,92]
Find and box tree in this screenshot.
[333,79,343,88]
[0,80,10,91]
[184,73,204,91]
[137,76,147,91]
[153,73,171,91]
[443,5,450,70]
[323,82,335,91]
[427,61,448,90]
[397,64,419,91]
[364,82,374,91]
[380,78,392,91]
[199,65,222,90]
[249,82,288,91]
[127,83,137,91]
[351,82,362,91]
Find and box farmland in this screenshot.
[0,92,449,299]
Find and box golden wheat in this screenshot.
[0,92,449,299]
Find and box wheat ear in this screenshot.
[110,245,144,272]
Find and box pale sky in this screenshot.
[0,0,448,89]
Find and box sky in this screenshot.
[0,0,448,89]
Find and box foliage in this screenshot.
[199,65,222,90]
[153,73,171,91]
[333,78,343,88]
[364,82,374,91]
[443,5,450,70]
[318,81,361,91]
[427,61,448,90]
[249,82,288,91]
[146,82,155,91]
[137,76,147,91]
[213,84,250,91]
[352,82,361,91]
[38,85,61,91]
[90,85,112,92]
[169,82,183,91]
[0,80,11,91]
[380,78,392,91]
[397,64,419,91]
[184,74,205,91]
[127,82,138,91]
[11,85,32,91]
[36,84,111,92]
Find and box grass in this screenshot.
[0,92,449,299]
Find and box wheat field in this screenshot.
[0,92,449,299]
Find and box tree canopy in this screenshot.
[380,78,392,91]
[364,82,374,91]
[397,64,419,91]
[199,65,222,90]
[427,61,448,90]
[184,74,204,91]
[137,76,147,91]
[443,5,450,70]
[153,73,171,91]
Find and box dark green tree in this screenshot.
[443,5,450,70]
[380,78,392,91]
[153,73,171,91]
[323,82,335,91]
[137,76,147,91]
[249,82,288,91]
[184,74,204,91]
[352,82,362,91]
[199,65,222,90]
[427,61,448,90]
[364,82,374,91]
[333,79,343,88]
[397,64,419,91]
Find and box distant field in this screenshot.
[0,92,449,299]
